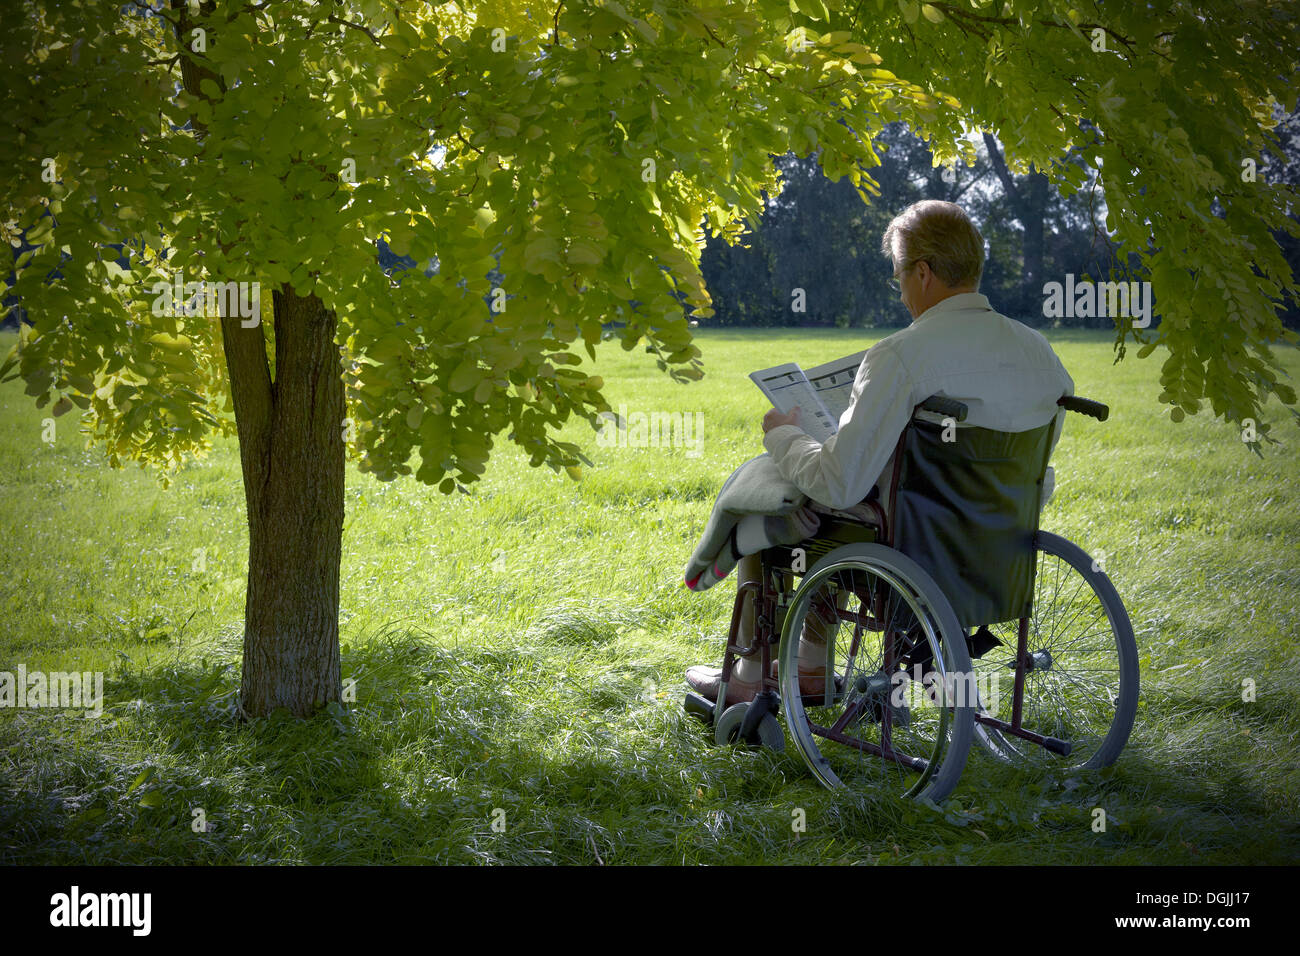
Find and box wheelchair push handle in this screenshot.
[915,395,1108,424]
[1057,395,1109,421]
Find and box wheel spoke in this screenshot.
[972,534,1136,767]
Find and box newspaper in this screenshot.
[749,349,868,444]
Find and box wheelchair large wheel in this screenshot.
[971,531,1139,769]
[777,543,975,803]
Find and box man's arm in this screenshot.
[762,341,917,511]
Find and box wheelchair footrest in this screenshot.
[684,692,715,726]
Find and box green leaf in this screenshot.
[448,360,482,393]
[567,239,604,266]
[264,262,291,285]
[126,766,156,794]
[524,235,561,272]
[138,790,164,808]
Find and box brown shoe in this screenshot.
[685,665,762,706]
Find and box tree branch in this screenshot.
[930,4,1137,57]
[950,166,989,203]
[455,130,484,155]
[129,0,179,30]
[328,13,381,45]
[697,17,727,48]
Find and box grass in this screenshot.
[1,326,1298,864]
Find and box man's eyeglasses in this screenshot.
[888,258,928,292]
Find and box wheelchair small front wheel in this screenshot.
[971,531,1139,770]
[777,543,974,803]
[715,703,785,751]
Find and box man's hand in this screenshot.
[763,405,801,433]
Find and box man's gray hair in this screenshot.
[881,200,984,289]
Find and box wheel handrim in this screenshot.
[779,560,956,798]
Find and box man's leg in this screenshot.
[685,508,823,703]
[685,552,769,703]
[731,552,764,683]
[797,585,847,675]
[793,498,880,678]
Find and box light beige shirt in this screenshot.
[762,292,1075,512]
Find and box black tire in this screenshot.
[714,703,785,751]
[971,531,1139,769]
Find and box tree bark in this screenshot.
[221,290,345,718]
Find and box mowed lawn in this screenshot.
[1,326,1298,865]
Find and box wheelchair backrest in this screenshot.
[888,414,1056,629]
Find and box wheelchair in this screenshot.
[685,394,1139,803]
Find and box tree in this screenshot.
[2,1,1297,717]
[0,0,931,716]
[1257,105,1300,328]
[970,127,1122,326]
[699,148,888,328]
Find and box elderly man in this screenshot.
[686,199,1075,705]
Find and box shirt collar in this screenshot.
[915,292,993,322]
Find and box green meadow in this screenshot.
[2,327,1298,864]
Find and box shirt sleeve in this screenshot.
[762,340,917,511]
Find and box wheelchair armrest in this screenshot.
[918,395,969,422]
[808,499,883,527]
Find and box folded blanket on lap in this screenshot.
[683,452,821,592]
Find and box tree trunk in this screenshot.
[220,288,345,718]
[1019,170,1048,315]
[983,132,1050,315]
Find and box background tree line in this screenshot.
[696,116,1300,331]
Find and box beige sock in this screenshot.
[798,590,843,671]
[734,655,763,682]
[798,637,829,671]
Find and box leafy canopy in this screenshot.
[850,0,1299,438]
[2,0,1297,487]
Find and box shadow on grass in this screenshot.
[6,626,1296,865]
[0,631,541,864]
[0,626,926,864]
